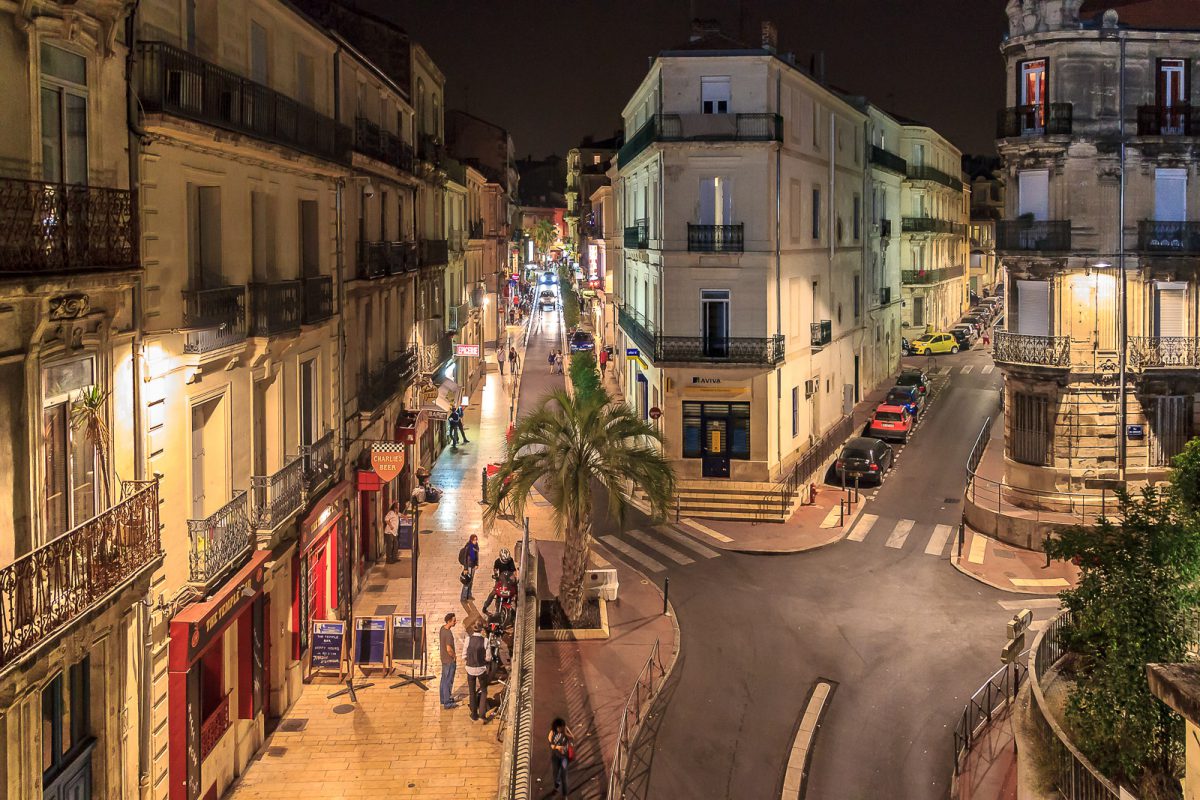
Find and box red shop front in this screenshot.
[294,480,353,663]
[167,551,271,800]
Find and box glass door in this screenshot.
[1020,59,1048,133]
[701,290,730,358]
[702,417,730,478]
[1159,59,1187,133]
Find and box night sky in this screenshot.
[363,0,1009,159]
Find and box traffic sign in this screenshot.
[1001,633,1025,664]
[1007,609,1033,640]
[648,406,662,420]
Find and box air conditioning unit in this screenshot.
[804,379,818,398]
[584,568,619,601]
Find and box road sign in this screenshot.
[455,343,481,357]
[1126,424,1144,440]
[626,348,639,357]
[648,406,662,420]
[1007,609,1033,640]
[1001,633,1025,664]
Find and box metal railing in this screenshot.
[995,219,1072,252]
[1029,612,1126,799]
[187,491,252,589]
[758,415,856,521]
[811,320,832,347]
[0,480,160,669]
[687,223,744,252]
[418,133,443,165]
[249,280,301,336]
[901,265,966,284]
[617,304,782,365]
[1137,220,1200,253]
[183,286,247,353]
[447,302,470,333]
[200,693,232,760]
[301,430,336,494]
[353,116,414,173]
[953,657,1029,777]
[138,41,350,164]
[870,145,907,175]
[0,178,137,273]
[1129,336,1200,369]
[901,217,963,236]
[302,275,334,324]
[624,219,648,249]
[250,455,306,531]
[996,103,1073,138]
[906,164,964,191]
[992,331,1071,368]
[419,238,449,267]
[358,348,417,413]
[1137,104,1200,137]
[607,639,670,799]
[496,533,536,800]
[359,240,417,279]
[617,113,782,166]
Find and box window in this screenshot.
[682,402,751,459]
[911,143,925,168]
[701,77,730,114]
[699,176,732,226]
[250,21,269,85]
[1011,393,1052,466]
[42,657,90,786]
[1155,168,1187,222]
[40,44,88,185]
[43,358,97,539]
[853,195,861,240]
[299,199,319,277]
[251,191,275,281]
[853,275,860,321]
[1155,281,1187,337]
[1015,279,1050,336]
[701,290,730,357]
[792,387,800,438]
[913,296,925,327]
[199,638,224,721]
[1158,58,1188,108]
[187,184,222,288]
[300,359,317,447]
[1020,58,1048,113]
[296,52,315,106]
[812,101,820,148]
[1151,395,1193,467]
[593,153,601,165]
[811,187,821,240]
[1017,169,1049,221]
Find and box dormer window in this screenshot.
[701,77,730,114]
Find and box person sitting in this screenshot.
[492,547,517,580]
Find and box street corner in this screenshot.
[951,525,1080,595]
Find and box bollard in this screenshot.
[481,467,488,504]
[957,522,965,559]
[675,496,681,523]
[663,577,670,615]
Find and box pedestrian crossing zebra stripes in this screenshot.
[598,524,724,574]
[846,515,958,558]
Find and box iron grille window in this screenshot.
[1010,393,1052,466]
[1151,395,1193,467]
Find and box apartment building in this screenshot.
[862,106,906,391]
[993,0,1200,499]
[967,157,1005,300]
[0,3,160,798]
[614,21,877,518]
[587,177,618,348]
[565,135,620,264]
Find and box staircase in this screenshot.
[633,478,807,523]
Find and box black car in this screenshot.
[834,437,894,484]
[885,385,923,415]
[950,328,973,350]
[895,369,931,396]
[961,314,984,327]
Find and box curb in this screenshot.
[720,502,861,556]
[949,551,1064,596]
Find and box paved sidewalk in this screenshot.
[952,525,1079,594]
[955,704,1018,800]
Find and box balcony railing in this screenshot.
[187,492,253,588]
[624,219,648,249]
[418,133,443,165]
[618,304,658,357]
[419,238,449,267]
[0,178,137,274]
[301,430,336,494]
[1137,105,1200,137]
[879,287,892,305]
[359,240,417,278]
[687,223,744,252]
[138,41,350,164]
[617,304,783,365]
[449,229,466,252]
[1129,337,1200,369]
[359,347,417,413]
[906,165,964,191]
[995,219,1072,253]
[469,219,485,239]
[869,145,907,175]
[448,302,470,333]
[302,275,334,324]
[617,113,782,166]
[420,332,454,374]
[200,693,231,760]
[901,217,962,236]
[901,265,966,285]
[992,331,1071,368]
[353,116,414,173]
[996,103,1073,138]
[183,286,247,354]
[249,280,301,336]
[1137,220,1200,253]
[811,320,832,348]
[0,480,160,669]
[250,455,306,531]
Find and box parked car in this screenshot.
[910,332,959,355]
[569,330,595,352]
[970,305,994,322]
[834,437,895,484]
[868,404,914,443]
[961,314,984,327]
[895,368,931,396]
[540,290,556,311]
[950,328,974,351]
[952,323,979,343]
[980,296,1003,310]
[885,385,923,416]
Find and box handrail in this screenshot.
[953,654,1028,777]
[496,532,536,800]
[757,414,856,521]
[607,639,670,799]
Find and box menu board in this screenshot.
[310,620,347,679]
[353,616,390,672]
[392,615,426,662]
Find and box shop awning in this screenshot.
[169,550,271,670]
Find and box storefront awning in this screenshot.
[169,550,270,670]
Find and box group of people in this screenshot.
[448,405,469,446]
[547,349,565,374]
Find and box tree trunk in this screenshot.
[558,518,592,624]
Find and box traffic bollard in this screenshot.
[663,578,670,615]
[957,523,965,558]
[481,467,488,504]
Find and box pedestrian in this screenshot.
[448,406,469,444]
[548,348,556,373]
[598,348,609,375]
[509,346,520,374]
[458,534,479,601]
[548,717,575,796]
[982,328,991,348]
[439,613,458,709]
[464,622,491,722]
[554,350,564,374]
[383,500,400,563]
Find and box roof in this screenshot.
[662,19,769,55]
[1080,0,1200,30]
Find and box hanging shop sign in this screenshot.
[455,343,481,358]
[371,443,406,483]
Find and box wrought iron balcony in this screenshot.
[302,275,334,323]
[1129,337,1200,369]
[995,219,1072,253]
[617,113,783,166]
[200,693,231,760]
[992,331,1071,369]
[447,302,470,333]
[1137,220,1200,253]
[0,178,137,274]
[901,217,961,235]
[996,103,1073,138]
[250,455,305,531]
[249,280,301,336]
[138,41,350,164]
[811,320,832,348]
[618,304,658,357]
[301,430,336,494]
[624,219,648,249]
[188,491,252,589]
[420,332,454,374]
[617,304,782,365]
[183,286,247,353]
[1137,105,1200,137]
[901,265,965,284]
[418,133,443,165]
[419,238,449,267]
[906,165,964,191]
[0,480,160,669]
[469,219,485,239]
[869,145,907,175]
[688,223,744,252]
[359,347,417,413]
[359,240,416,278]
[353,116,414,173]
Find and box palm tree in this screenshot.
[71,385,114,507]
[484,390,676,623]
[528,219,559,264]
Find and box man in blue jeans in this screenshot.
[439,612,458,708]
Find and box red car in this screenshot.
[868,403,914,443]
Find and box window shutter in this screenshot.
[1155,281,1187,337]
[1018,170,1049,220]
[1016,279,1050,336]
[698,178,715,225]
[1155,169,1187,222]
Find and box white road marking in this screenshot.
[885,519,916,549]
[968,532,988,564]
[936,366,951,375]
[680,518,734,543]
[657,526,721,558]
[847,513,879,542]
[600,535,665,572]
[1011,577,1071,588]
[982,364,995,374]
[627,529,694,565]
[960,364,974,374]
[925,524,955,556]
[998,598,1061,611]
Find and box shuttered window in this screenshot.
[1011,393,1052,466]
[1155,168,1187,222]
[1018,170,1049,221]
[1015,279,1050,336]
[1151,396,1192,467]
[1155,281,1187,337]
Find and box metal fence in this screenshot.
[607,639,670,799]
[953,657,1028,777]
[757,415,856,521]
[496,526,536,800]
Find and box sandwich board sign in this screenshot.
[307,619,347,681]
[353,616,391,675]
[391,614,427,665]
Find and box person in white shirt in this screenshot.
[383,501,400,562]
[463,623,491,722]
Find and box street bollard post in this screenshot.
[675,496,681,523]
[481,467,488,505]
[957,522,965,559]
[663,578,670,615]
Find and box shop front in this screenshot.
[294,480,353,664]
[168,551,271,800]
[665,370,770,483]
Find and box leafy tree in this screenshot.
[568,351,603,406]
[484,390,675,622]
[527,219,559,264]
[1044,443,1200,792]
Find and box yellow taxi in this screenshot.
[910,332,959,355]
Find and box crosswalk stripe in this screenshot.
[960,365,974,374]
[847,513,878,542]
[885,519,916,548]
[680,518,734,543]
[627,529,694,565]
[925,524,954,556]
[998,598,1061,611]
[968,532,988,564]
[1010,577,1071,588]
[657,526,721,559]
[982,364,995,374]
[936,366,951,375]
[600,535,665,572]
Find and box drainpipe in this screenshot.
[775,68,783,470]
[1117,34,1128,481]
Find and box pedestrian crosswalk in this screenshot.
[598,523,724,574]
[846,514,959,558]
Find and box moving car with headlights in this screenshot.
[834,437,894,484]
[569,330,595,352]
[895,368,930,396]
[910,332,959,355]
[868,404,914,443]
[539,290,556,311]
[541,270,556,284]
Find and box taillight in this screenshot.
[835,460,844,469]
[869,463,879,471]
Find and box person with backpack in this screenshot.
[458,534,479,601]
[450,405,469,444]
[548,717,575,796]
[464,622,491,722]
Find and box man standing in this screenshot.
[458,534,479,601]
[439,613,458,709]
[464,622,491,722]
[509,346,520,374]
[451,405,469,443]
[598,348,609,376]
[383,501,400,563]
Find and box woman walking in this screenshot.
[548,717,575,797]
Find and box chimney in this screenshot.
[761,21,778,53]
[810,51,826,84]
